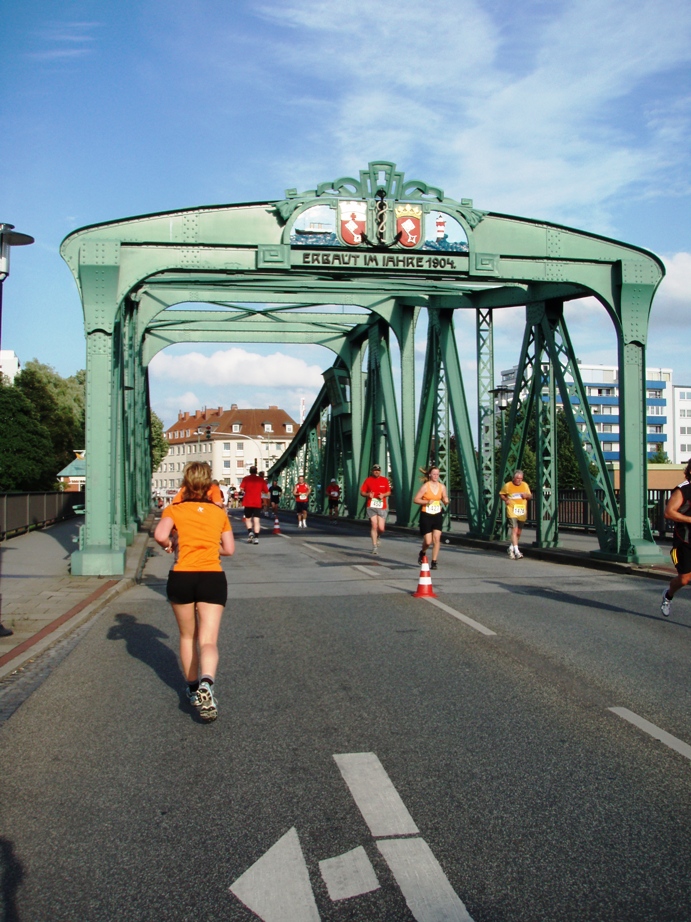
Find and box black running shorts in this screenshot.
[243,506,262,518]
[419,511,443,535]
[671,542,691,575]
[166,570,228,606]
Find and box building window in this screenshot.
[236,442,243,451]
[223,461,230,470]
[232,424,240,432]
[602,424,613,433]
[223,442,230,452]
[286,424,293,433]
[264,424,273,433]
[591,405,601,414]
[648,425,663,434]
[681,427,688,435]
[681,410,687,418]
[237,460,244,468]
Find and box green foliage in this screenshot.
[0,383,57,490]
[648,446,670,464]
[14,360,85,476]
[150,410,169,470]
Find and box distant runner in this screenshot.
[413,466,449,570]
[360,464,391,555]
[293,476,311,528]
[499,470,532,559]
[661,459,691,617]
[326,479,341,520]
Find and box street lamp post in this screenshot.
[0,223,33,636]
[0,223,34,367]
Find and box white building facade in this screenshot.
[499,363,673,462]
[152,404,298,497]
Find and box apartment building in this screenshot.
[152,404,299,496]
[498,363,673,462]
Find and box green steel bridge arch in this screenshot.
[60,161,665,575]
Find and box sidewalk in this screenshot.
[0,515,153,681]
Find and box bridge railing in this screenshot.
[0,492,85,540]
[449,488,675,538]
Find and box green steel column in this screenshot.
[534,323,559,548]
[437,310,481,534]
[612,262,664,563]
[71,330,126,575]
[393,302,419,524]
[476,308,495,529]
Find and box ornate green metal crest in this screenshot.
[273,161,486,252]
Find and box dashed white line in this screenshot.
[302,543,325,553]
[422,597,497,636]
[608,707,691,761]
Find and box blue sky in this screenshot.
[2,0,690,427]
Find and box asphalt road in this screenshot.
[1,515,690,921]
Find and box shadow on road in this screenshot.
[106,613,181,694]
[0,836,24,922]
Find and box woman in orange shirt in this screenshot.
[413,466,449,570]
[154,462,235,721]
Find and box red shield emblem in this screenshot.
[339,201,367,246]
[395,204,422,248]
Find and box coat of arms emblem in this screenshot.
[395,204,423,249]
[338,201,367,246]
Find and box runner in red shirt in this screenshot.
[326,478,341,520]
[239,466,267,544]
[293,476,311,528]
[360,463,391,555]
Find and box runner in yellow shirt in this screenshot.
[499,470,532,559]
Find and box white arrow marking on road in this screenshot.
[229,827,321,921]
[319,845,380,901]
[377,837,475,922]
[334,752,419,837]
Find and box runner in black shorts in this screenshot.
[154,462,235,720]
[661,459,691,617]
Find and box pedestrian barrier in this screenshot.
[412,555,437,598]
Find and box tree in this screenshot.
[0,383,57,491]
[150,410,169,470]
[649,446,670,464]
[14,360,85,475]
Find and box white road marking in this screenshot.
[608,707,691,761]
[422,597,497,636]
[353,564,383,577]
[319,846,380,901]
[377,838,475,922]
[333,752,419,837]
[302,543,325,553]
[229,827,320,921]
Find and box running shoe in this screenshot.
[661,590,672,618]
[431,559,438,570]
[253,536,259,545]
[371,546,379,556]
[507,545,516,558]
[418,549,425,565]
[186,686,201,708]
[514,549,524,559]
[247,533,254,543]
[197,681,218,722]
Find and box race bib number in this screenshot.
[370,497,383,509]
[512,503,526,518]
[426,501,441,514]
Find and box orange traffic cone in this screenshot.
[273,516,281,535]
[412,555,437,598]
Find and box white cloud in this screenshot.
[258,0,691,231]
[149,346,324,388]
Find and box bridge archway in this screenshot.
[60,161,665,574]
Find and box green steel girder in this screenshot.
[476,308,494,528]
[61,161,665,574]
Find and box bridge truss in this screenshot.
[60,161,665,574]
